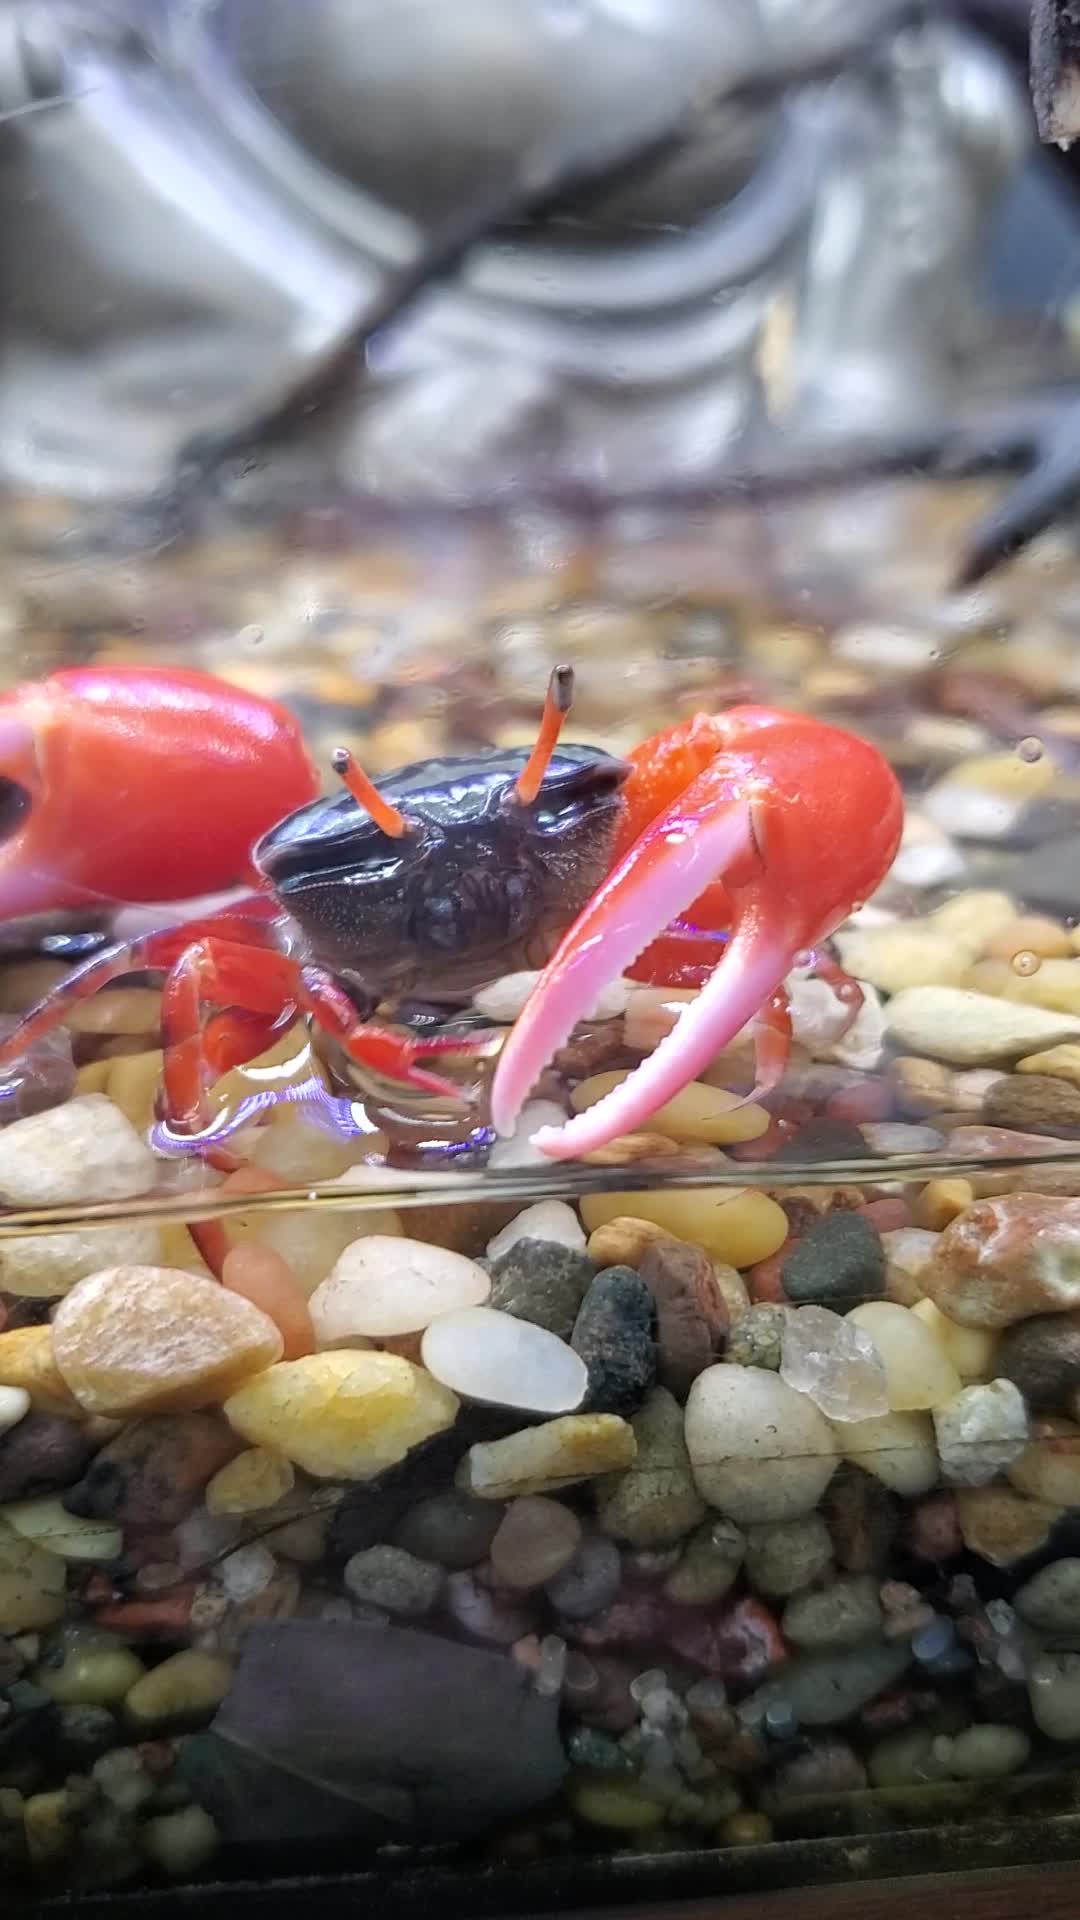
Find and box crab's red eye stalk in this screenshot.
[514,664,575,807]
[331,748,409,839]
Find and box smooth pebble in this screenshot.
[685,1366,838,1522]
[310,1235,490,1341]
[421,1306,588,1414]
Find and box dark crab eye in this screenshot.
[0,778,31,845]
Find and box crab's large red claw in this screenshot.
[490,712,903,1161]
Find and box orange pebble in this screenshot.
[222,1243,315,1359]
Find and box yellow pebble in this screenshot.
[721,1810,773,1847]
[205,1447,295,1516]
[1016,1043,1080,1088]
[915,1178,974,1231]
[985,915,1070,962]
[223,1349,459,1480]
[580,1188,787,1267]
[910,1298,998,1383]
[125,1650,233,1731]
[0,1327,80,1417]
[0,1497,121,1562]
[846,1302,962,1410]
[141,1805,220,1877]
[571,1071,769,1144]
[580,1221,672,1267]
[65,986,162,1038]
[23,1789,73,1866]
[459,1413,635,1499]
[75,1060,111,1098]
[36,1643,145,1707]
[569,1778,667,1832]
[51,1265,284,1417]
[102,1050,164,1130]
[969,956,1080,1017]
[0,1525,67,1631]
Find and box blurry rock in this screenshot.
[182,1620,567,1843]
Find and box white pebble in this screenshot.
[786,977,852,1056]
[826,985,886,1073]
[833,623,941,673]
[932,1380,1029,1488]
[310,1235,489,1341]
[489,1101,571,1167]
[891,838,967,890]
[0,1095,158,1206]
[923,785,1024,841]
[684,1366,838,1523]
[884,988,1080,1065]
[0,1222,162,1300]
[422,1306,588,1414]
[487,1202,586,1259]
[862,1123,945,1156]
[220,1543,277,1602]
[474,972,630,1023]
[0,1386,29,1435]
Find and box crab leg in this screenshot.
[491,708,903,1160]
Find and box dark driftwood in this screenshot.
[1032,0,1080,143]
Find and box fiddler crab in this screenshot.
[0,660,902,1181]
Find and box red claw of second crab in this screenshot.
[0,666,320,922]
[490,706,903,1160]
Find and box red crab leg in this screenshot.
[491,708,903,1159]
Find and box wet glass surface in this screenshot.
[7,0,1080,1905]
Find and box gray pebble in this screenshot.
[566,1726,635,1774]
[782,1213,886,1310]
[868,1727,954,1788]
[488,1239,595,1339]
[1015,1557,1080,1635]
[343,1546,444,1617]
[934,1723,1031,1781]
[743,1514,833,1598]
[1030,1648,1080,1739]
[663,1518,746,1607]
[998,1312,1080,1412]
[594,1387,706,1550]
[725,1304,786,1371]
[0,1411,96,1503]
[392,1491,504,1570]
[571,1267,656,1415]
[823,1464,900,1573]
[546,1534,623,1620]
[56,1705,119,1763]
[742,1639,910,1728]
[781,1575,884,1650]
[767,1737,868,1805]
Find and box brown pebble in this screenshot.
[638,1237,723,1398]
[997,1310,1080,1410]
[823,1464,899,1574]
[922,1194,1080,1327]
[490,1498,582,1590]
[0,1410,96,1503]
[908,1491,962,1561]
[954,1483,1061,1567]
[983,1075,1080,1135]
[574,1654,640,1734]
[62,1412,240,1525]
[890,1057,958,1119]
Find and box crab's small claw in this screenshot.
[490,709,902,1160]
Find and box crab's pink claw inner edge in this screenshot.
[490,791,797,1157]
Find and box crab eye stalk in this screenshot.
[331,748,410,839]
[513,664,575,807]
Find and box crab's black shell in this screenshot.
[253,742,630,999]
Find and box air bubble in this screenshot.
[835,979,860,1003]
[792,948,815,971]
[1017,736,1044,763]
[1011,949,1041,977]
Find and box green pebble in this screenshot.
[570,1777,667,1832]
